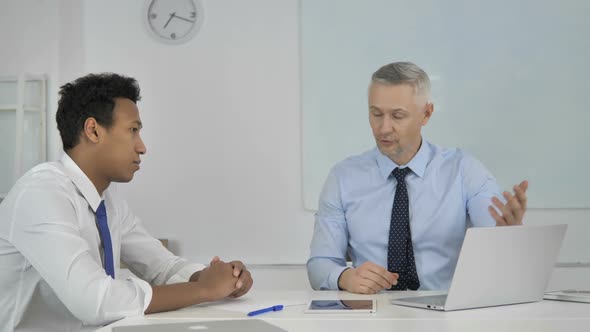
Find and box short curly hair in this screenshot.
[56,73,141,150]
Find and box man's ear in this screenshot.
[421,103,434,126]
[83,117,101,144]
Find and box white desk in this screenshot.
[97,289,590,331]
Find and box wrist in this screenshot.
[337,268,351,291]
[192,281,213,302]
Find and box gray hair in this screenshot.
[371,61,431,97]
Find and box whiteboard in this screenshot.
[302,0,590,210]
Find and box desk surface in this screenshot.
[98,290,590,332]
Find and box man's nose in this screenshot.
[137,137,147,155]
[380,117,394,134]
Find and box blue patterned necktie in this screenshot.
[96,200,115,279]
[387,167,420,290]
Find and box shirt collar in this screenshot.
[375,139,433,180]
[60,153,103,212]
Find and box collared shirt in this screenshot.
[307,140,501,291]
[0,154,205,331]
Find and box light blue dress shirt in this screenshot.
[307,140,501,291]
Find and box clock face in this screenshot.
[146,0,203,44]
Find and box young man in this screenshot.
[307,62,528,293]
[0,73,253,331]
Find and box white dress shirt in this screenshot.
[0,154,205,331]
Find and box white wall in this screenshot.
[0,0,59,162]
[1,0,588,287]
[57,0,85,92]
[81,0,313,264]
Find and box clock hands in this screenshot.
[163,12,195,29]
[163,12,176,29]
[173,14,195,23]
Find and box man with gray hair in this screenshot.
[307,61,528,293]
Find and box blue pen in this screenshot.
[247,305,284,317]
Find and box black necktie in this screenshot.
[387,167,420,290]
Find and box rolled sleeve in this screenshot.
[165,262,206,284]
[132,276,152,314]
[100,276,152,322]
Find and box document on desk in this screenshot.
[544,290,590,303]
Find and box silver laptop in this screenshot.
[112,319,286,332]
[390,224,567,311]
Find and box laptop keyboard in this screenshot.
[398,294,448,306]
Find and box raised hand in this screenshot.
[489,180,528,226]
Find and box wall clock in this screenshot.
[145,0,203,44]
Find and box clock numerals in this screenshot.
[150,13,157,19]
[190,11,196,18]
[170,33,177,40]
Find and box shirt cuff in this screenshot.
[328,266,350,290]
[127,276,153,315]
[165,262,206,284]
